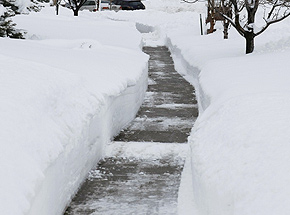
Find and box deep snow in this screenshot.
[164,12,290,215]
[1,6,148,215]
[2,0,290,214]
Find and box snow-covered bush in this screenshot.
[0,5,24,38]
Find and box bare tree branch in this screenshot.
[204,0,290,53]
[256,11,290,36]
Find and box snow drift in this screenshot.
[165,13,290,215]
[0,7,148,215]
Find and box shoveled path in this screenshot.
[115,46,198,143]
[64,46,197,215]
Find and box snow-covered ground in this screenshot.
[1,7,148,215]
[2,0,290,214]
[164,8,290,215]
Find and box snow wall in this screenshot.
[166,38,208,114]
[27,67,148,215]
[167,24,290,214]
[166,37,203,215]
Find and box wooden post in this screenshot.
[56,3,59,15]
[200,14,203,35]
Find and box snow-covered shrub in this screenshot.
[0,5,24,38]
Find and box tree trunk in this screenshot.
[244,1,257,54]
[245,31,255,54]
[208,18,215,34]
[223,20,229,39]
[73,9,78,16]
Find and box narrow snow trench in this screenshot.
[64,46,198,215]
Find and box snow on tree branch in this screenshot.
[207,0,290,53]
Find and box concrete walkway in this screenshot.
[64,46,197,215]
[115,46,197,143]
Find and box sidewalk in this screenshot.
[115,46,198,143]
[65,46,197,215]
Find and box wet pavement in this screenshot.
[64,154,185,215]
[64,46,197,215]
[114,46,198,143]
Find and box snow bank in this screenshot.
[188,50,290,215]
[1,7,148,215]
[164,10,290,215]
